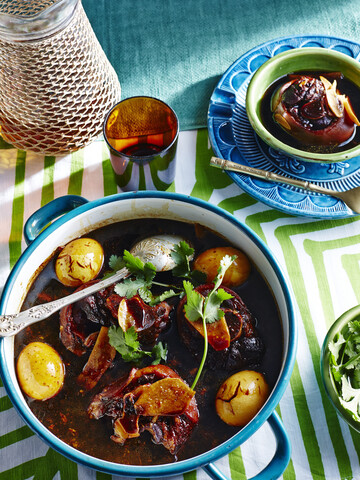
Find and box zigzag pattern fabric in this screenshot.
[0,130,360,479]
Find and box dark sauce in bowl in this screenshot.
[260,71,360,154]
[15,218,283,465]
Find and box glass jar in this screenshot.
[0,0,121,155]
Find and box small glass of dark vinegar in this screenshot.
[104,96,179,191]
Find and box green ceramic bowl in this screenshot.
[246,47,360,163]
[320,304,360,432]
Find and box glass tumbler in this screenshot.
[104,96,179,191]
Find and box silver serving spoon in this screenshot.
[0,234,187,337]
[210,156,360,214]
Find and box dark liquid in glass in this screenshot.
[121,143,163,157]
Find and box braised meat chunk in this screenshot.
[177,284,264,371]
[59,282,173,391]
[88,364,199,456]
[59,282,119,356]
[60,282,172,356]
[271,73,360,148]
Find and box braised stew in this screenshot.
[15,218,283,465]
[261,71,360,154]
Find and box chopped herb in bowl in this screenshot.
[321,304,360,432]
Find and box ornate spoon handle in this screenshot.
[0,233,187,338]
[0,267,129,337]
[210,157,340,195]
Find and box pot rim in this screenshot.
[0,191,297,476]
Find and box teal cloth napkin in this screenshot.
[82,0,360,131]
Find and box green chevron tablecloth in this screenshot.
[0,130,359,480]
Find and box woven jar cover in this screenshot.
[0,2,121,155]
[0,0,57,16]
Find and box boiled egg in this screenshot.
[16,342,65,401]
[55,237,104,287]
[215,370,269,426]
[193,246,251,287]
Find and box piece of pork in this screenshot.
[177,284,264,371]
[60,282,172,355]
[88,364,199,456]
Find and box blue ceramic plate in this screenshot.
[208,35,360,219]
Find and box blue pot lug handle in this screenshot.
[24,195,89,246]
[202,411,291,480]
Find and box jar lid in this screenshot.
[0,0,78,41]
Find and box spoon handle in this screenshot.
[0,267,129,337]
[210,157,339,195]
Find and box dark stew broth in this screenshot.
[15,218,283,465]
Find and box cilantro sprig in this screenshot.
[183,255,235,389]
[108,325,167,365]
[329,319,360,421]
[106,242,229,374]
[109,240,201,304]
[114,250,157,298]
[171,241,206,285]
[108,254,126,272]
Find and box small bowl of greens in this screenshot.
[321,304,360,432]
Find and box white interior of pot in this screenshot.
[2,196,290,459]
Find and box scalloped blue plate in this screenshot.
[208,35,360,219]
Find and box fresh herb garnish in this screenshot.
[148,289,178,306]
[329,319,360,421]
[100,254,126,279]
[171,241,207,285]
[109,254,126,272]
[114,250,157,299]
[183,255,235,389]
[110,242,198,304]
[108,325,168,365]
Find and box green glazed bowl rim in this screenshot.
[320,304,360,432]
[245,47,360,163]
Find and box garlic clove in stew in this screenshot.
[187,315,232,351]
[320,76,344,118]
[343,95,360,126]
[118,298,136,331]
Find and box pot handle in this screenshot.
[24,195,89,245]
[202,411,290,480]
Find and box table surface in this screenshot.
[82,0,360,130]
[0,130,359,480]
[2,1,360,478]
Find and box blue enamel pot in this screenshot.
[0,192,297,479]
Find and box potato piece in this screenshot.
[216,370,269,426]
[55,238,104,287]
[193,247,251,287]
[134,378,195,416]
[17,342,65,401]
